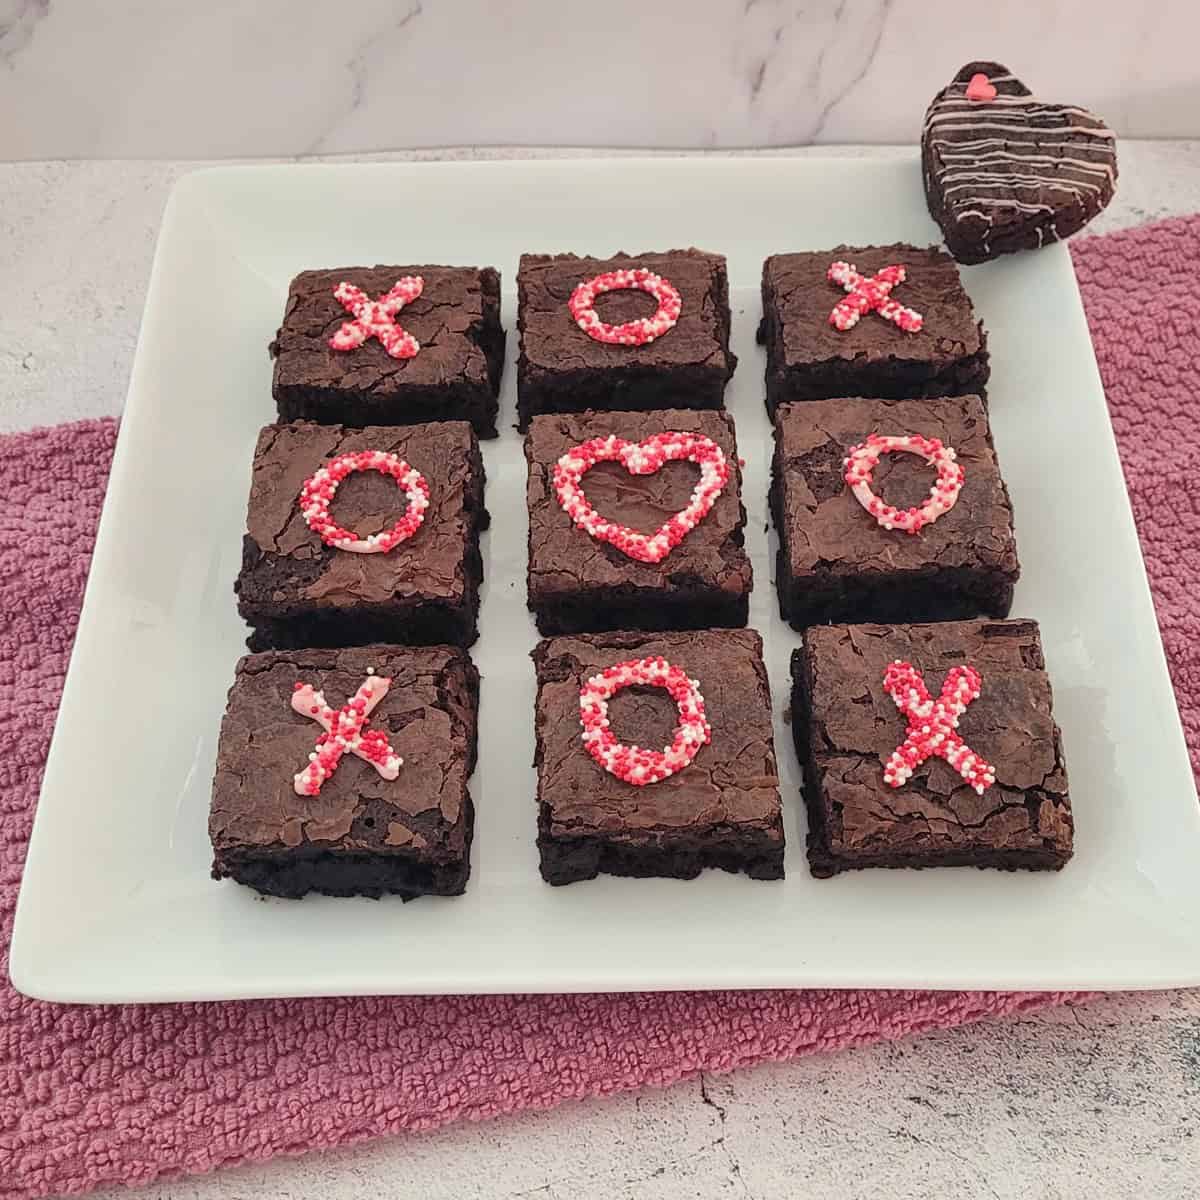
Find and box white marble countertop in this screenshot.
[5,144,1200,1199]
[2,1,1198,157]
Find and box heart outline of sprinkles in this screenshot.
[552,431,730,564]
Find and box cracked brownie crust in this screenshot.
[516,250,736,430]
[533,629,785,885]
[758,244,989,416]
[236,420,487,650]
[210,644,479,899]
[770,396,1019,628]
[793,619,1072,877]
[271,265,505,438]
[525,408,752,635]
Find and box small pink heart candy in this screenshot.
[965,72,997,102]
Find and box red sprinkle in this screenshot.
[568,268,682,346]
[881,661,996,795]
[579,657,711,786]
[553,431,730,564]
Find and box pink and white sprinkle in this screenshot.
[827,262,924,333]
[553,431,730,564]
[300,450,430,554]
[579,656,711,786]
[568,268,682,346]
[329,277,424,360]
[882,661,996,795]
[843,433,964,534]
[291,673,404,797]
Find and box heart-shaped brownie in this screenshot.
[552,431,730,564]
[921,60,1117,264]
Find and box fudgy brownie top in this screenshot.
[210,644,477,858]
[534,629,780,839]
[763,244,984,368]
[526,408,750,598]
[774,396,1017,577]
[242,420,480,609]
[272,265,500,394]
[519,250,732,373]
[798,619,1071,853]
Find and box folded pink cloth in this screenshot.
[2,216,1197,1199]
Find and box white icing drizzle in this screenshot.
[958,201,1054,217]
[922,67,1117,252]
[926,99,1113,126]
[926,118,1115,138]
[937,150,1115,182]
[942,174,1108,197]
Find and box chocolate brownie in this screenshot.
[758,244,989,415]
[770,396,1018,628]
[526,408,752,635]
[516,250,736,431]
[210,644,479,899]
[792,619,1072,877]
[533,629,784,885]
[923,61,1118,264]
[271,265,505,438]
[236,420,487,651]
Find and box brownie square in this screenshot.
[759,243,989,416]
[793,619,1072,877]
[516,249,736,431]
[210,644,479,899]
[271,265,505,438]
[770,395,1018,628]
[236,420,487,651]
[526,408,752,635]
[533,629,785,885]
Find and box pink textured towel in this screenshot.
[2,217,1197,1198]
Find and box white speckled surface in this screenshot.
[5,144,1200,1199]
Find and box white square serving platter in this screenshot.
[12,157,1200,1003]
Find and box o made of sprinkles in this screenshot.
[300,450,430,554]
[568,268,682,346]
[843,433,964,534]
[579,656,711,786]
